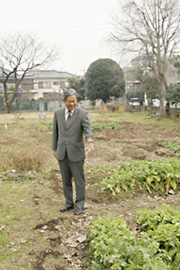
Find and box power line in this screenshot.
[1,10,110,24]
[0,0,116,38]
[1,0,116,14]
[0,0,113,9]
[33,25,110,35]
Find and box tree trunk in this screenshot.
[5,83,19,113]
[166,102,170,117]
[175,103,179,117]
[159,96,165,116]
[158,80,166,116]
[6,100,13,113]
[3,83,12,113]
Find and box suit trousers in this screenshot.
[58,156,85,211]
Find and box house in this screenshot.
[123,65,141,94]
[0,69,79,112]
[21,69,79,100]
[123,55,180,94]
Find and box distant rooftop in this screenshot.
[24,69,79,79]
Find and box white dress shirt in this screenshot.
[65,108,74,122]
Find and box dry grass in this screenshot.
[11,149,45,172]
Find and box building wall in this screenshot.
[123,56,180,95]
[22,77,70,100]
[21,79,34,91]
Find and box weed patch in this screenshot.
[10,150,45,172]
[37,121,53,132]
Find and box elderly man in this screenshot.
[52,89,93,215]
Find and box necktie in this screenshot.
[66,110,71,124]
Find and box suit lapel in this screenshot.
[61,108,66,128]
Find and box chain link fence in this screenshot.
[0,100,60,113]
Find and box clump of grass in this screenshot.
[0,156,13,172]
[92,121,122,132]
[39,121,54,132]
[48,122,53,132]
[37,122,49,132]
[99,105,108,113]
[0,122,9,126]
[11,150,45,172]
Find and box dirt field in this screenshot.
[0,111,180,270]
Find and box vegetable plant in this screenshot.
[101,159,180,195]
[89,204,180,270]
[163,140,180,155]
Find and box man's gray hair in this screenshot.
[63,89,77,100]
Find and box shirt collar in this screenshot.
[65,107,74,115]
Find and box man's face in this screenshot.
[63,95,77,111]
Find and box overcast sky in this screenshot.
[0,0,122,75]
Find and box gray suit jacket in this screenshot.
[52,107,93,162]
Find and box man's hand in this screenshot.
[53,150,56,158]
[85,140,94,155]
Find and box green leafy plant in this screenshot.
[89,217,166,269]
[163,140,180,154]
[137,204,180,230]
[89,204,180,270]
[92,122,122,132]
[48,122,53,132]
[137,204,180,268]
[100,159,180,195]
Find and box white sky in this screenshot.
[0,0,122,75]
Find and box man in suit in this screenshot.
[52,89,93,215]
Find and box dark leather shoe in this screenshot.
[74,209,83,215]
[60,205,74,212]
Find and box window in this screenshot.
[53,81,60,85]
[38,81,43,88]
[60,80,66,88]
[38,81,51,89]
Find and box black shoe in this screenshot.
[60,205,74,212]
[74,209,83,215]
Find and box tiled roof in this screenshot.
[24,70,79,79]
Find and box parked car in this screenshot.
[129,98,140,106]
[169,102,180,108]
[152,99,160,107]
[152,99,167,107]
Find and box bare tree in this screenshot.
[0,34,59,113]
[110,0,180,115]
